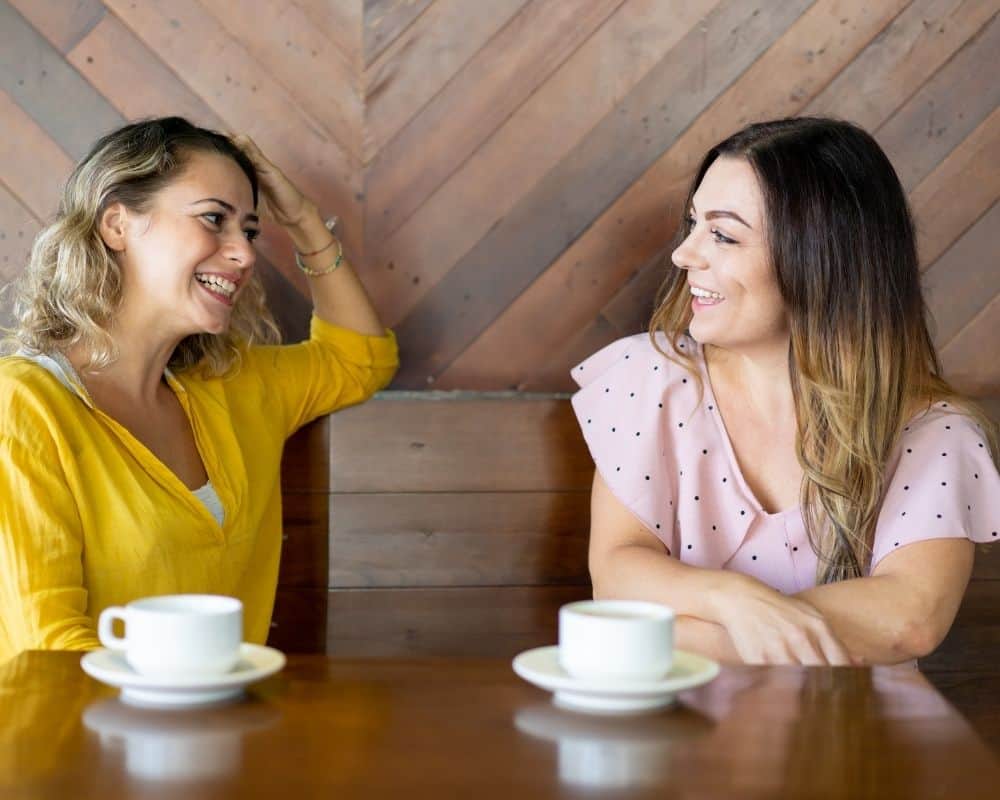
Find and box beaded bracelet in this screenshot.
[295,238,343,276]
[295,216,342,276]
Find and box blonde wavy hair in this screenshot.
[2,116,280,374]
[650,117,999,584]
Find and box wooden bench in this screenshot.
[271,392,999,678]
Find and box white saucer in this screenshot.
[81,643,286,708]
[512,646,719,714]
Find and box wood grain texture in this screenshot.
[325,585,590,656]
[365,0,624,243]
[392,0,815,387]
[0,1,124,160]
[328,491,590,588]
[920,575,1000,674]
[8,0,105,53]
[924,202,1000,346]
[298,0,361,70]
[327,396,592,492]
[911,106,1000,267]
[199,0,362,160]
[362,0,529,161]
[67,14,227,130]
[876,12,1000,192]
[0,184,40,283]
[0,89,75,216]
[10,651,1000,795]
[939,295,1000,396]
[438,0,909,390]
[363,0,434,66]
[805,0,998,130]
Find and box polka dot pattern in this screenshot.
[571,333,1000,595]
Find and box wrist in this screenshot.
[285,205,327,251]
[703,570,751,623]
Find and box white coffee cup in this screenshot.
[558,600,674,682]
[98,594,243,678]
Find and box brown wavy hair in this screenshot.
[2,116,280,374]
[649,117,998,584]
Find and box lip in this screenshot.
[194,272,242,307]
[196,270,244,288]
[688,282,724,296]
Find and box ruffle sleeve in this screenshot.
[570,334,682,553]
[871,406,1000,570]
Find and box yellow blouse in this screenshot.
[0,316,398,663]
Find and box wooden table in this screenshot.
[3,651,998,799]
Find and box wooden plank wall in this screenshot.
[0,1,996,401]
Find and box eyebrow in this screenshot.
[192,197,260,224]
[690,203,752,230]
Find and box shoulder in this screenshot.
[0,355,67,405]
[570,332,699,391]
[895,402,992,457]
[0,356,75,443]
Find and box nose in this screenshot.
[671,229,708,272]
[223,233,256,271]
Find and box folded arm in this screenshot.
[794,538,974,664]
[588,470,971,665]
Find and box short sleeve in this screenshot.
[241,315,399,436]
[0,434,100,655]
[570,335,679,552]
[871,410,1000,570]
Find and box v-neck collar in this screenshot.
[18,350,232,535]
[693,340,802,521]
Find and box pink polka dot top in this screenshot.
[571,333,1000,594]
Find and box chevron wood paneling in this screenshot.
[1,0,997,405]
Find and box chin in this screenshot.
[685,318,714,345]
[194,315,231,337]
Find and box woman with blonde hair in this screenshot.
[574,117,998,665]
[0,117,398,661]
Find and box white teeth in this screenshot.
[195,274,237,297]
[690,286,724,300]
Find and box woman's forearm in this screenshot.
[796,539,975,665]
[592,544,745,625]
[286,211,386,337]
[593,546,744,662]
[795,575,939,665]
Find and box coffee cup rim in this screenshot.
[127,594,242,617]
[561,600,675,621]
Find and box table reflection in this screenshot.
[514,702,713,789]
[83,696,280,784]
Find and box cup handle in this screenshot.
[98,606,128,651]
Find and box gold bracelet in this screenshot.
[296,216,340,256]
[295,238,343,276]
[297,237,337,257]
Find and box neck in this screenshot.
[66,312,185,405]
[705,334,795,420]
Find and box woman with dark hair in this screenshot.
[574,117,998,665]
[0,118,398,661]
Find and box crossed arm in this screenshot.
[587,470,974,666]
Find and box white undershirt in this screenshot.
[17,350,225,525]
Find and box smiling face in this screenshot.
[671,156,788,354]
[102,150,260,339]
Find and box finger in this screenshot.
[787,630,827,666]
[730,633,766,665]
[812,624,852,666]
